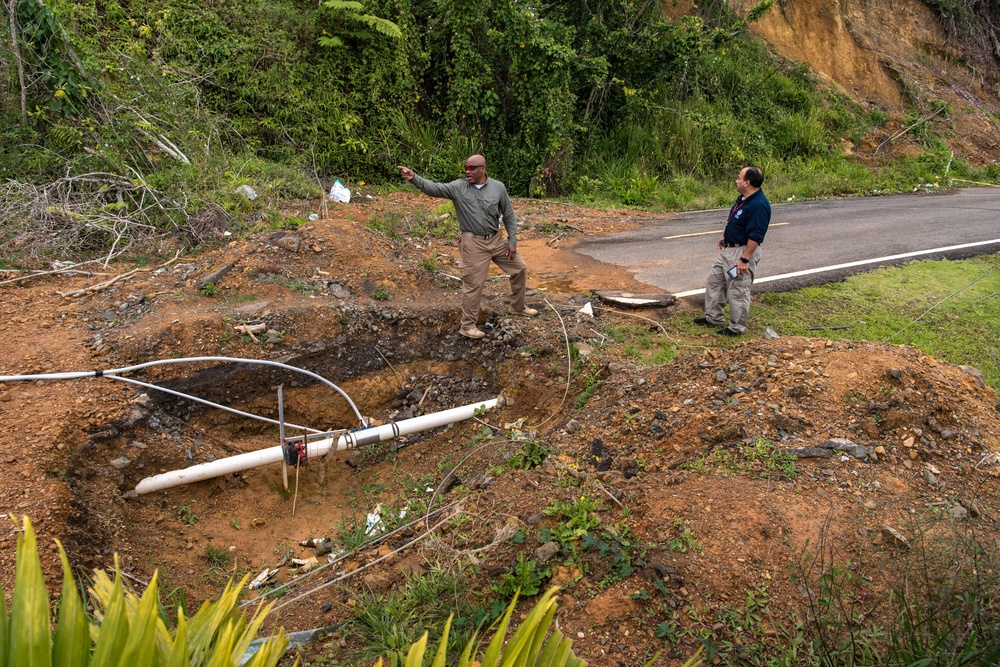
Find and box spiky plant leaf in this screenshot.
[90,561,130,664]
[119,570,162,667]
[404,631,429,667]
[242,629,292,667]
[480,590,519,666]
[0,554,9,667]
[165,610,188,667]
[9,518,52,667]
[431,615,453,667]
[52,541,90,666]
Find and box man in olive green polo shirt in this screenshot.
[398,155,538,340]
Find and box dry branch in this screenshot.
[58,250,181,298]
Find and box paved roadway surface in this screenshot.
[574,187,1000,298]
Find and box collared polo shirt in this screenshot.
[723,189,771,246]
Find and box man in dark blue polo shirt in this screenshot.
[694,166,771,336]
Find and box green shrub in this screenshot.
[1,516,290,666]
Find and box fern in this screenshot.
[320,0,402,48]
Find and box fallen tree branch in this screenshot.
[58,250,181,298]
[0,258,103,287]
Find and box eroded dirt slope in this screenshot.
[734,0,1000,164]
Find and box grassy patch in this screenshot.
[752,256,1000,387]
[661,255,1000,388]
[691,437,799,481]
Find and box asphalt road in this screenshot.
[574,187,1000,298]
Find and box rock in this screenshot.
[235,301,269,317]
[881,525,909,548]
[574,342,595,357]
[957,365,986,388]
[784,447,833,459]
[526,512,543,525]
[763,327,779,340]
[886,368,902,379]
[268,232,301,253]
[321,601,332,612]
[924,470,938,486]
[948,505,968,520]
[110,456,131,470]
[716,370,728,382]
[957,498,981,518]
[534,541,561,562]
[565,419,582,434]
[939,429,958,440]
[197,261,236,289]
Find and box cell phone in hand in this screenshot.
[727,265,739,279]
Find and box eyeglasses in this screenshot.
[464,164,485,170]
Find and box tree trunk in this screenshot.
[5,0,27,122]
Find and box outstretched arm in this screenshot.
[397,165,455,199]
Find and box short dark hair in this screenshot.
[744,166,763,188]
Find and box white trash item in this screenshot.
[329,179,351,203]
[235,185,258,201]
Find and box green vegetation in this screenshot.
[1,516,289,666]
[368,587,586,667]
[790,516,1000,666]
[505,440,553,470]
[490,553,551,598]
[178,504,198,525]
[4,0,998,267]
[746,256,1000,387]
[695,436,800,481]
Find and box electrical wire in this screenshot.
[0,356,363,422]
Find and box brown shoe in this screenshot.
[512,307,539,317]
[460,327,486,340]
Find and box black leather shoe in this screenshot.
[717,327,742,337]
[693,317,718,327]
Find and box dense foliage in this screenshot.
[0,0,995,262]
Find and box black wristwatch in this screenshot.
[739,257,750,264]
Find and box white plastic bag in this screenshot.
[329,179,351,203]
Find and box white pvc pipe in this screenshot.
[134,398,498,495]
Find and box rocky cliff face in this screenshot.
[734,0,1000,164]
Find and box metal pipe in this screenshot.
[134,398,498,495]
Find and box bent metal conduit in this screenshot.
[133,398,498,495]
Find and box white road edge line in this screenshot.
[672,238,1000,298]
[663,222,790,240]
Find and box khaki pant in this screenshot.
[703,245,762,333]
[459,231,527,331]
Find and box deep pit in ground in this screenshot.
[59,305,544,608]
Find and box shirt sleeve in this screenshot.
[744,201,770,244]
[410,174,456,199]
[498,184,518,245]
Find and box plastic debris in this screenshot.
[578,302,594,317]
[309,213,319,221]
[290,556,318,573]
[235,185,258,201]
[365,504,384,536]
[249,567,277,590]
[329,179,351,203]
